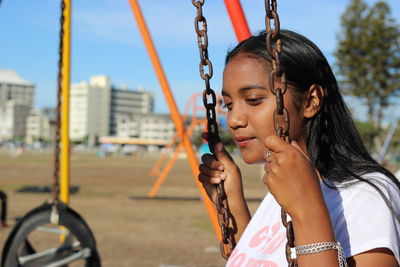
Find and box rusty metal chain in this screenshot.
[192,0,234,260]
[265,1,296,266]
[52,0,66,204]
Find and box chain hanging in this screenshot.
[51,0,66,204]
[192,0,234,260]
[265,1,296,266]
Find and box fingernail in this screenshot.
[220,173,226,179]
[217,142,223,152]
[218,165,224,171]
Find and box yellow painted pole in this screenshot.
[128,0,222,240]
[60,0,71,205]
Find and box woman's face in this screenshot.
[222,54,307,164]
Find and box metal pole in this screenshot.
[60,0,71,204]
[378,119,398,164]
[128,0,221,240]
[223,0,251,42]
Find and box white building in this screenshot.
[0,101,31,140]
[0,70,35,141]
[110,86,153,135]
[69,75,154,142]
[0,69,35,108]
[25,108,55,143]
[70,76,111,141]
[116,113,175,143]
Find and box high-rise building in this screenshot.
[110,86,153,135]
[69,75,154,141]
[0,70,35,140]
[25,108,55,144]
[0,101,31,140]
[70,76,111,141]
[0,70,34,108]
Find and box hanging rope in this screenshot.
[265,1,296,266]
[192,0,234,260]
[51,0,66,204]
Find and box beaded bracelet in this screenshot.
[295,241,348,267]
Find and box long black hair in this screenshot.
[225,30,400,221]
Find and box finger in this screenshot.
[264,135,291,153]
[214,142,234,168]
[290,140,311,162]
[263,158,278,177]
[199,164,226,180]
[198,173,222,184]
[263,169,273,187]
[201,154,224,170]
[264,149,273,162]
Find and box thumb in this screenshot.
[290,140,311,162]
[214,142,234,166]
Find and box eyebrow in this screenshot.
[222,85,266,97]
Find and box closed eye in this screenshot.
[223,102,232,111]
[246,98,264,106]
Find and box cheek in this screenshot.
[253,110,275,138]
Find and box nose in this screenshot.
[228,107,247,130]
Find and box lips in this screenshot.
[233,136,255,148]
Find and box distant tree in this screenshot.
[354,120,380,151]
[335,0,400,130]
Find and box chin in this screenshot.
[240,152,264,164]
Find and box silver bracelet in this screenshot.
[295,241,347,267]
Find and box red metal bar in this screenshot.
[224,0,251,42]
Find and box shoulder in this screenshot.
[321,172,400,262]
[323,171,400,206]
[343,172,399,209]
[322,171,400,223]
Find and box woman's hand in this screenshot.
[263,135,326,221]
[198,142,243,203]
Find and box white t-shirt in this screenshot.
[226,172,400,266]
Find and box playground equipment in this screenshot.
[192,0,296,263]
[148,92,226,198]
[128,0,222,245]
[1,1,101,266]
[128,0,251,258]
[378,119,399,164]
[263,2,297,265]
[128,0,252,259]
[0,190,7,227]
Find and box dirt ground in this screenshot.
[0,150,266,267]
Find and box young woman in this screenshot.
[198,30,400,266]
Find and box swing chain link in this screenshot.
[192,0,234,260]
[265,1,296,266]
[52,0,66,204]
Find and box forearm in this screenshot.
[226,191,251,244]
[292,201,340,267]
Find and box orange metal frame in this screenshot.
[149,93,203,178]
[128,0,221,239]
[224,0,251,41]
[148,93,226,198]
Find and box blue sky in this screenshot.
[0,0,399,122]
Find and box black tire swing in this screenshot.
[0,190,7,227]
[1,1,101,266]
[1,203,101,267]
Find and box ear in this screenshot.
[303,84,324,118]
